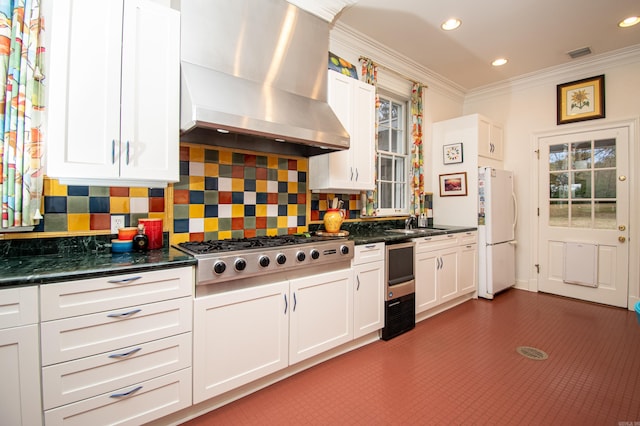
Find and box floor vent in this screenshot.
[516,346,549,360]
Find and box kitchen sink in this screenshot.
[386,229,426,235]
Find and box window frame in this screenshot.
[375,91,410,217]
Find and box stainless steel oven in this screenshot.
[381,240,415,340]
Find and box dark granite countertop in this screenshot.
[0,235,196,288]
[309,220,476,245]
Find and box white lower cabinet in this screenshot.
[40,267,194,425]
[43,368,192,426]
[414,231,478,314]
[352,243,385,338]
[0,286,42,426]
[193,269,353,403]
[289,269,353,364]
[193,281,289,403]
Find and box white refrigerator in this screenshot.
[477,167,516,299]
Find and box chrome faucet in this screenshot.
[405,215,417,229]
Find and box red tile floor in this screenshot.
[183,289,640,425]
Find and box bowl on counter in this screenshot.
[111,239,133,253]
[117,227,137,240]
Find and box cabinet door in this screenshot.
[438,248,460,303]
[353,261,384,338]
[193,281,289,403]
[0,325,43,426]
[458,243,478,295]
[47,0,123,180]
[120,0,179,183]
[289,269,353,364]
[350,80,376,190]
[415,251,439,313]
[478,118,503,161]
[324,71,354,189]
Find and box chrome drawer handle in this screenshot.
[110,386,142,398]
[364,244,376,249]
[107,308,141,318]
[107,276,142,284]
[108,347,142,358]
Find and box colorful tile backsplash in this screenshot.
[171,145,308,244]
[310,193,362,221]
[30,178,165,233]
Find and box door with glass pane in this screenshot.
[538,127,629,307]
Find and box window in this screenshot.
[376,93,409,215]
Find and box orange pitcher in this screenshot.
[323,209,345,233]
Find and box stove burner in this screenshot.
[177,234,330,255]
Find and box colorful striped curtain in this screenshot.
[410,82,424,214]
[0,0,44,229]
[360,58,378,216]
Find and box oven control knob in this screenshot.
[276,254,287,265]
[310,249,320,260]
[259,255,270,268]
[234,258,247,271]
[213,261,226,275]
[296,251,306,262]
[340,245,350,255]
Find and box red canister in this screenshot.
[138,218,163,249]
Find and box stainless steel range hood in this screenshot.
[180,0,350,157]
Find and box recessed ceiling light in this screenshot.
[492,58,508,67]
[216,129,230,134]
[441,18,461,31]
[618,16,640,28]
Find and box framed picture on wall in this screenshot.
[443,142,463,164]
[557,75,605,125]
[439,172,467,197]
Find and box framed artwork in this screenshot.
[443,142,463,164]
[557,75,605,125]
[439,172,467,197]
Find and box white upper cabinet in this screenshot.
[478,117,503,161]
[47,0,179,187]
[309,70,375,193]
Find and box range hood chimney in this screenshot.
[180,0,350,157]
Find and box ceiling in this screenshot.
[334,0,640,91]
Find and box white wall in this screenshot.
[330,22,640,307]
[463,48,640,306]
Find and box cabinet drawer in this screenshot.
[459,231,477,245]
[353,242,384,265]
[41,297,192,366]
[0,286,38,329]
[42,332,192,409]
[41,266,193,321]
[413,233,458,253]
[44,368,192,426]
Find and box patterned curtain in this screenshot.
[410,83,424,214]
[360,58,378,216]
[0,0,44,229]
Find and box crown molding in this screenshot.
[286,0,356,22]
[330,22,466,102]
[465,44,640,102]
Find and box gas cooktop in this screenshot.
[174,234,354,285]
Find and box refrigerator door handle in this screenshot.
[512,192,518,231]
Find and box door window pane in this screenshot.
[571,201,592,228]
[594,201,616,229]
[594,138,615,168]
[549,144,568,171]
[571,171,591,198]
[550,172,568,199]
[549,201,568,227]
[595,170,616,198]
[571,142,591,170]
